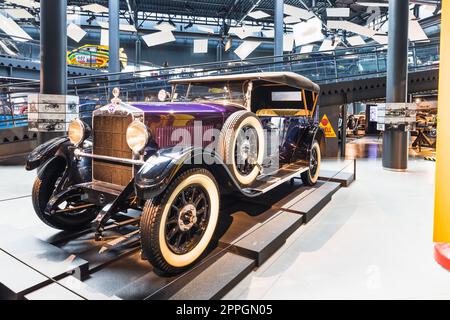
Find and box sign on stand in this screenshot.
[376,102,417,131]
[27,94,79,132]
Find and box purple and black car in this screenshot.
[26,72,324,274]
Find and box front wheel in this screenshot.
[301,141,321,186]
[32,157,98,231]
[140,168,220,275]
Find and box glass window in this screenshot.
[172,81,246,106]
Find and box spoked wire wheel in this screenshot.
[165,184,210,255]
[234,125,259,177]
[218,111,265,186]
[140,168,220,275]
[301,141,321,186]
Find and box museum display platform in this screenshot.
[0,164,355,300]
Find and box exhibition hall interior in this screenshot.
[0,0,449,301]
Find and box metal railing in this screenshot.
[0,38,441,130]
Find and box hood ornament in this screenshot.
[111,87,122,105]
[109,87,122,112]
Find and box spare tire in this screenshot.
[218,111,265,186]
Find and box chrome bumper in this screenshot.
[74,149,145,166]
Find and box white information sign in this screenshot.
[27,94,79,132]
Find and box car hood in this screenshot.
[130,101,242,114]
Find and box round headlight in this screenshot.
[126,120,149,154]
[68,119,86,146]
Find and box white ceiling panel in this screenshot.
[355,1,389,7]
[67,23,86,43]
[97,21,137,32]
[283,33,294,52]
[142,31,176,47]
[293,17,323,47]
[81,4,109,14]
[372,34,388,45]
[234,41,261,60]
[0,40,17,56]
[0,14,32,42]
[319,38,339,53]
[100,29,108,46]
[284,4,315,20]
[326,8,350,17]
[347,35,366,46]
[193,39,208,53]
[409,19,429,42]
[300,45,314,54]
[230,25,263,39]
[5,0,39,9]
[262,29,275,38]
[284,16,301,24]
[248,10,270,20]
[4,8,34,19]
[328,20,377,38]
[154,22,177,32]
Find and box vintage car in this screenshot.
[26,72,324,274]
[67,44,128,70]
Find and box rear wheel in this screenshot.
[32,157,97,231]
[301,141,321,186]
[140,168,220,275]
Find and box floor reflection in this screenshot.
[343,135,436,159]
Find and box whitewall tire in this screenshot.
[218,111,265,186]
[140,168,219,274]
[301,141,321,186]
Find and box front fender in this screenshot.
[135,146,244,199]
[135,146,203,199]
[25,136,70,171]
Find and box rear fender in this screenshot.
[296,126,325,164]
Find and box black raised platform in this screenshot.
[0,176,352,300]
[319,170,355,187]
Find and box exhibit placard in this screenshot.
[27,94,79,132]
[376,103,417,131]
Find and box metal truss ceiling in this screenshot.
[66,1,441,26]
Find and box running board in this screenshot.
[242,164,309,196]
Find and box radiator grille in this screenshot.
[155,125,214,148]
[92,114,133,187]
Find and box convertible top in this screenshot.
[169,72,320,92]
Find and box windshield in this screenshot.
[172,81,247,106]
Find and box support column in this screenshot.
[39,0,67,144]
[274,0,283,63]
[216,41,223,62]
[341,104,347,157]
[109,0,120,85]
[382,0,409,171]
[135,37,141,71]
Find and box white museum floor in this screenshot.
[0,157,449,300]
